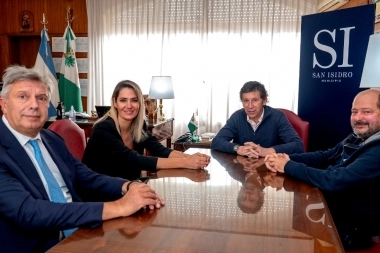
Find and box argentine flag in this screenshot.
[58,25,83,112]
[34,28,60,117]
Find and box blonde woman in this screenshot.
[82,80,210,180]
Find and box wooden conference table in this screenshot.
[48,149,344,253]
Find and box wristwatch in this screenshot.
[233,145,240,153]
[122,178,148,195]
[126,179,143,191]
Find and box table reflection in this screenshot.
[148,149,342,252]
[48,148,343,253]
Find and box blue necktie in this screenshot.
[28,139,76,237]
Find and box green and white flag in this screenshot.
[188,113,198,133]
[58,25,83,112]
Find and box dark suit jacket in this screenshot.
[0,118,127,253]
[82,117,172,180]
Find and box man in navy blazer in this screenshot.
[0,65,164,253]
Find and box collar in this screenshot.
[362,131,380,146]
[2,116,41,146]
[247,108,265,125]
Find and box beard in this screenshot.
[352,120,380,140]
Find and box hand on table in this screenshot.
[184,152,211,169]
[235,144,258,158]
[264,153,290,173]
[244,142,275,158]
[116,183,164,216]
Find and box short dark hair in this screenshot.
[239,81,268,101]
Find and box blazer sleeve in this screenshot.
[0,130,126,233]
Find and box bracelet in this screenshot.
[126,179,143,191]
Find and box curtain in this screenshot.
[86,0,317,140]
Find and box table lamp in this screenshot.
[148,76,175,121]
[360,33,380,88]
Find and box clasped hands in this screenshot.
[185,152,211,169]
[236,142,275,158]
[264,153,290,173]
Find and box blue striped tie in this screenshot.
[28,139,77,237]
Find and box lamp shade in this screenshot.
[360,33,380,88]
[148,76,175,99]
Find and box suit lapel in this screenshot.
[0,119,49,200]
[1,119,77,201]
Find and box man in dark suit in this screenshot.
[0,65,165,253]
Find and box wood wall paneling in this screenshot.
[339,0,379,32]
[1,0,88,77]
[8,35,40,68]
[4,0,43,35]
[0,0,88,112]
[3,0,87,35]
[339,0,369,9]
[0,1,5,34]
[0,1,7,74]
[0,35,7,78]
[45,0,88,34]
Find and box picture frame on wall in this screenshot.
[19,10,34,32]
[373,0,380,23]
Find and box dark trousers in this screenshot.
[338,227,373,251]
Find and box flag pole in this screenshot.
[41,13,48,30]
[58,7,83,113]
[35,13,60,117]
[66,7,75,27]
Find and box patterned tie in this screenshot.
[28,139,76,237]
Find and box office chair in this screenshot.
[47,119,86,160]
[277,108,309,152]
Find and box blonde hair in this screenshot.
[95,80,147,142]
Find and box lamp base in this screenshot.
[158,99,165,121]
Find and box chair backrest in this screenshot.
[277,108,309,152]
[47,119,86,160]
